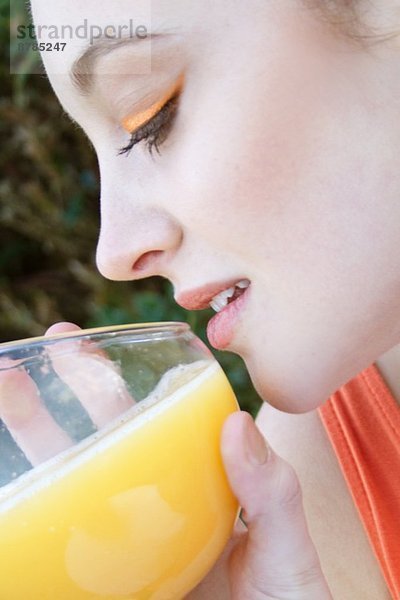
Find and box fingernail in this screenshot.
[245,419,269,465]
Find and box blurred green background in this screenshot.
[0,0,261,416]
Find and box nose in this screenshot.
[96,203,183,281]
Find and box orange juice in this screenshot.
[0,361,239,599]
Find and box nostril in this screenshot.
[132,250,164,272]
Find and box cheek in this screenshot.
[169,91,313,256]
[173,90,400,412]
[167,48,350,262]
[173,67,397,291]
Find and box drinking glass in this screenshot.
[0,322,239,599]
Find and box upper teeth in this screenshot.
[210,279,250,313]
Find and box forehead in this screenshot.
[30,0,301,76]
[29,0,329,128]
[30,0,154,76]
[29,0,271,115]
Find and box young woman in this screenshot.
[27,0,400,597]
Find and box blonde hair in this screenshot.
[306,1,365,37]
[307,0,399,47]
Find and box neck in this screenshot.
[375,342,400,406]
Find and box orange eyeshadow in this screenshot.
[121,76,184,134]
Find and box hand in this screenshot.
[187,411,333,600]
[0,322,134,466]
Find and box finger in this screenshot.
[50,353,135,428]
[45,322,82,336]
[45,323,135,429]
[0,364,73,467]
[221,411,332,599]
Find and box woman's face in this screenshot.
[31,0,400,412]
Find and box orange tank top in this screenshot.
[318,363,400,599]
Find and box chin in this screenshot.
[242,354,330,415]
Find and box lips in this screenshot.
[175,279,251,350]
[175,279,248,311]
[206,285,251,349]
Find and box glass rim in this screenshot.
[0,322,191,354]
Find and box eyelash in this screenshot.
[118,94,180,157]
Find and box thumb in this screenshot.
[221,411,332,599]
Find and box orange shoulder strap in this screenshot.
[318,364,400,599]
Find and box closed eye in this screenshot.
[118,94,180,157]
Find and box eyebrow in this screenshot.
[71,33,170,95]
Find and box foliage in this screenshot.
[0,1,262,416]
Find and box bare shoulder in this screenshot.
[256,402,391,600]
